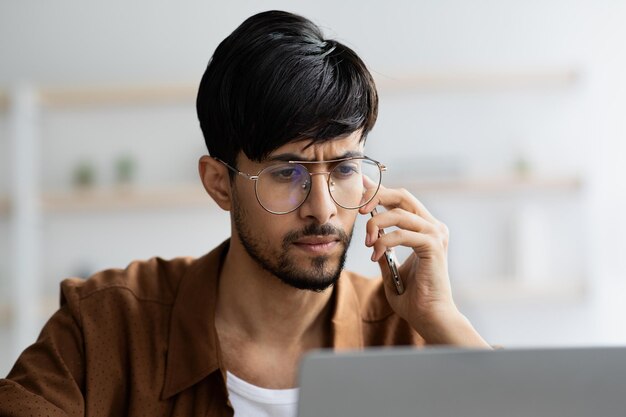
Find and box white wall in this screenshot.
[2,0,626,375]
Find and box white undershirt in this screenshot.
[226,371,299,417]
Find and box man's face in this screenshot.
[230,130,365,292]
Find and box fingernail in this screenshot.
[365,235,371,246]
[371,251,377,262]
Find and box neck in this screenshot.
[216,237,335,350]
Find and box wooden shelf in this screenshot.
[0,84,196,110]
[0,184,211,214]
[38,84,197,107]
[387,175,582,194]
[454,279,587,304]
[41,183,211,213]
[375,69,579,92]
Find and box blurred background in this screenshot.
[2,0,626,375]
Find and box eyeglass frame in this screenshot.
[214,155,387,215]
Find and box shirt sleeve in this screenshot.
[0,302,85,417]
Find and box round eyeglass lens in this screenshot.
[329,158,381,209]
[255,163,310,213]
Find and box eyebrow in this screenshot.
[267,150,365,162]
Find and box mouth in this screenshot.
[292,236,341,254]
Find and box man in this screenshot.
[0,10,489,417]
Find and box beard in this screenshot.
[232,191,353,292]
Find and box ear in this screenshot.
[198,155,232,211]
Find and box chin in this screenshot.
[275,253,346,292]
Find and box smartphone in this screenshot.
[370,208,405,295]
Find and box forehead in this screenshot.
[268,130,365,161]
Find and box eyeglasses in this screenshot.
[215,156,386,215]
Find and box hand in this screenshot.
[359,185,489,347]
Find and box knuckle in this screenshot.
[436,225,449,248]
[438,221,450,237]
[373,237,387,251]
[390,207,404,216]
[425,234,437,246]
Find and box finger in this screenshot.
[365,208,436,247]
[359,174,381,208]
[370,229,444,262]
[360,185,436,223]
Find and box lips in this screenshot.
[292,236,341,253]
[294,236,340,245]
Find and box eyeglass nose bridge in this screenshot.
[304,170,337,192]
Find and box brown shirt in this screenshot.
[0,240,424,416]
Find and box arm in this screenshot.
[0,305,85,417]
[361,186,490,348]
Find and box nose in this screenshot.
[297,172,337,224]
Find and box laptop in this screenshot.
[297,346,626,417]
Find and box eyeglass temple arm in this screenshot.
[213,157,259,180]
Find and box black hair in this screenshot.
[196,10,378,168]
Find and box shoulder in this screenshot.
[59,255,197,313]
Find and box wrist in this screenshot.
[410,307,491,348]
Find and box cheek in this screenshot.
[339,208,359,230]
[235,186,291,236]
[233,180,263,213]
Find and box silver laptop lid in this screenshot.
[298,346,626,417]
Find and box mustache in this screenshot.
[283,223,350,247]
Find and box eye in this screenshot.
[333,162,360,179]
[267,164,305,182]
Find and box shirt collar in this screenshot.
[162,240,228,399]
[331,270,364,350]
[161,239,364,399]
